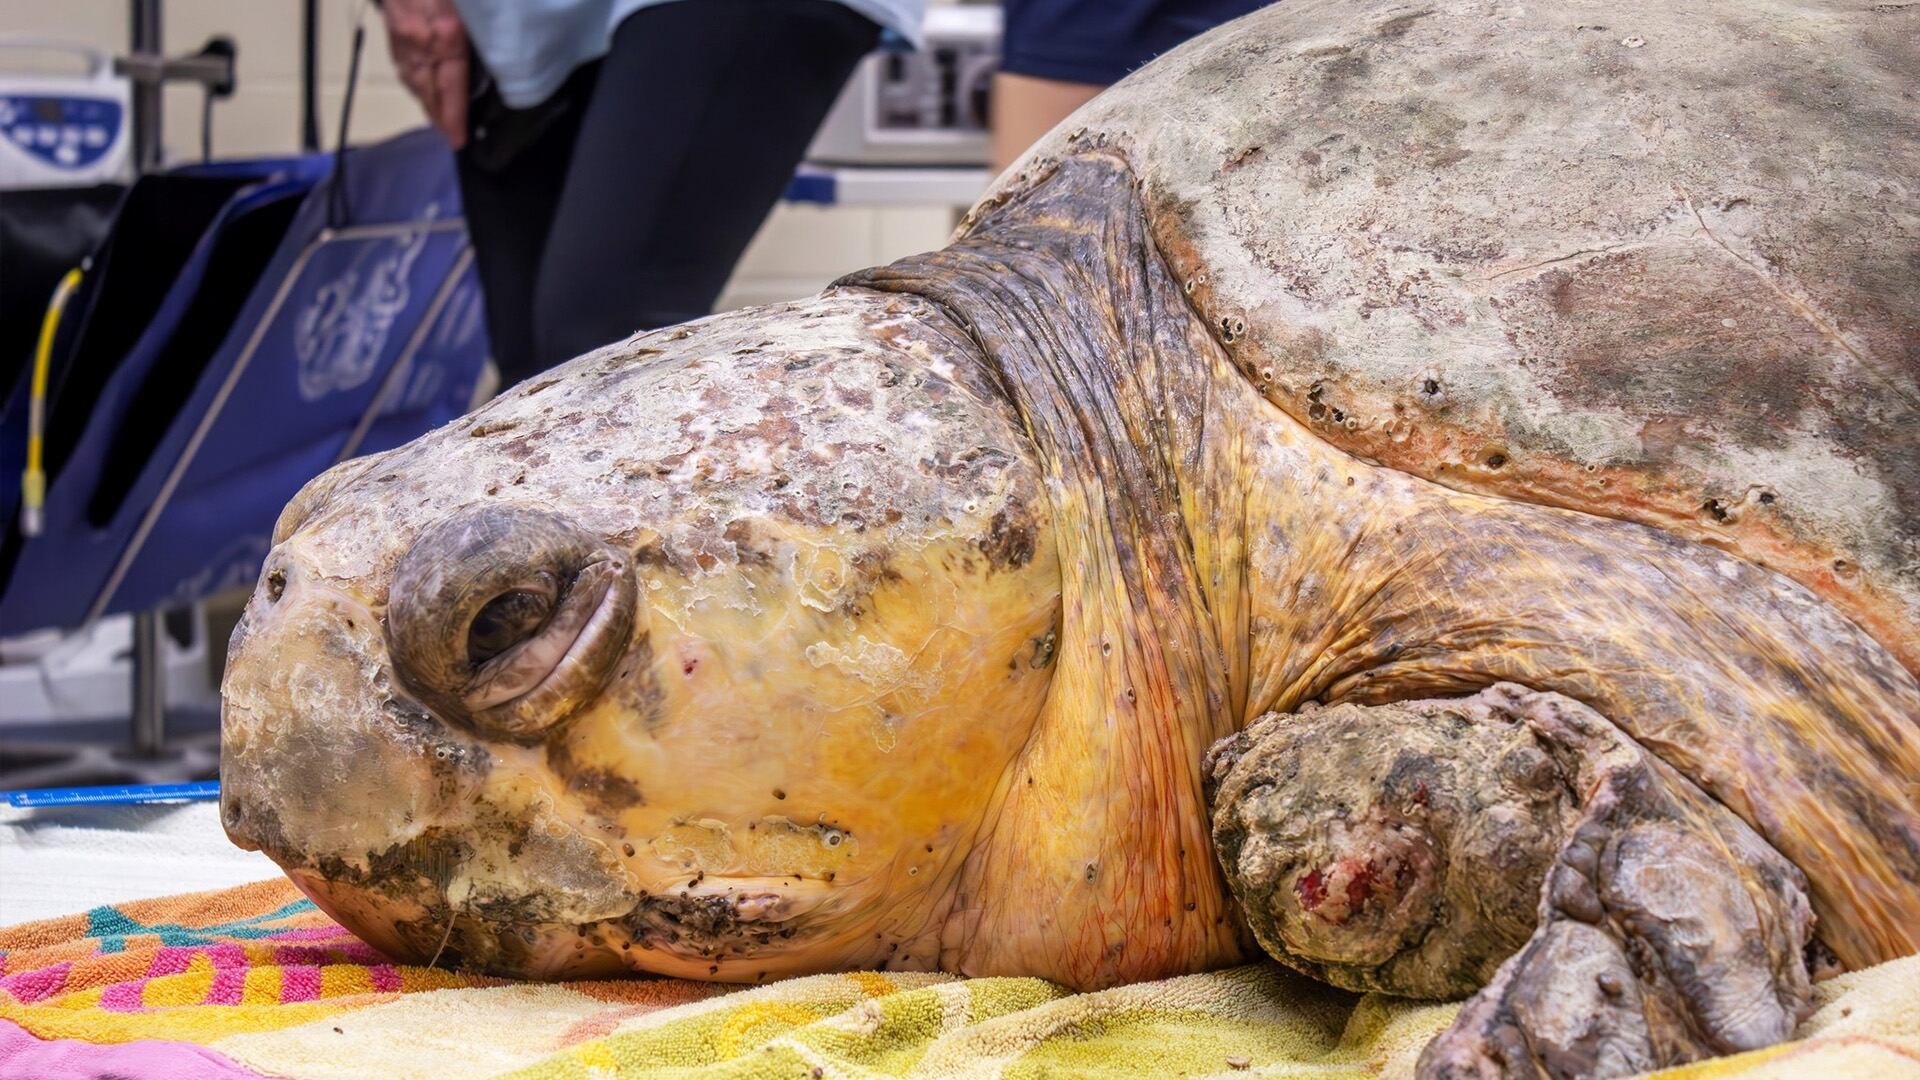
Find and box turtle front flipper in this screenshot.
[1206,684,1816,1080]
[1416,689,1817,1078]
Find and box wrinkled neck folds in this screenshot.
[848,152,1262,986]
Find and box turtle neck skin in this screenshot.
[850,149,1920,987]
[848,152,1257,987]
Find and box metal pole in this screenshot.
[131,609,166,758]
[128,0,163,175]
[300,0,320,152]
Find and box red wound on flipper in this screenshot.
[1346,859,1378,910]
[1299,857,1379,925]
[1297,868,1328,912]
[1303,850,1418,927]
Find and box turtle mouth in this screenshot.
[666,876,837,921]
[617,878,840,973]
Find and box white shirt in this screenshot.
[454,0,927,109]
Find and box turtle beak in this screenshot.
[220,548,474,863]
[221,538,650,975]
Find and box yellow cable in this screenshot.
[22,266,84,536]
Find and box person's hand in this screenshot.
[381,0,470,149]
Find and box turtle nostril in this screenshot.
[265,568,287,603]
[467,585,557,666]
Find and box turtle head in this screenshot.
[220,292,1063,979]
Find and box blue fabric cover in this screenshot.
[0,129,490,633]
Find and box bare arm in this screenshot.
[380,0,469,149]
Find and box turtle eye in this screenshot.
[387,505,640,742]
[468,582,556,666]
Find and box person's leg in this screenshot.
[526,0,879,374]
[989,72,1103,172]
[454,60,597,385]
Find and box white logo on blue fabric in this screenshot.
[293,204,440,401]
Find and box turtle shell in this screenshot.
[989,0,1920,673]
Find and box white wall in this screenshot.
[0,0,953,312]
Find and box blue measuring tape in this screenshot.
[0,781,221,808]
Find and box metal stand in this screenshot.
[301,0,320,152]
[127,0,163,175]
[120,0,237,175]
[0,607,220,789]
[130,609,165,758]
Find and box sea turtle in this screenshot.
[220,0,1920,1074]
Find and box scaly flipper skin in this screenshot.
[1207,684,1816,1078]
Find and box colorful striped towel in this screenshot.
[2,879,1916,1079]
